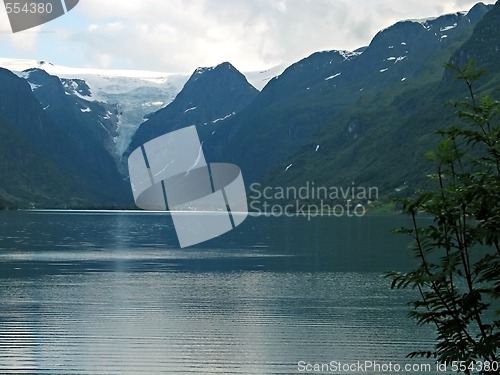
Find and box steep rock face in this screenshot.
[0,57,287,158]
[0,68,131,207]
[127,62,258,155]
[0,68,52,145]
[57,73,190,157]
[256,50,355,103]
[0,68,94,207]
[0,116,93,208]
[201,3,493,185]
[338,4,492,91]
[25,69,120,162]
[448,2,500,73]
[258,2,500,195]
[25,69,131,204]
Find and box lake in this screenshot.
[0,211,438,374]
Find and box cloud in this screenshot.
[0,9,39,52]
[1,0,495,72]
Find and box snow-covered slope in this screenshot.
[0,58,189,155]
[0,58,285,155]
[243,64,288,90]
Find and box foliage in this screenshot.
[387,62,500,373]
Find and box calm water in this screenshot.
[0,211,437,374]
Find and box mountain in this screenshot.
[199,2,494,190]
[447,1,500,87]
[0,68,95,207]
[253,2,500,200]
[0,59,191,157]
[0,58,282,208]
[23,68,131,198]
[23,68,119,163]
[0,2,497,209]
[0,68,130,207]
[0,115,94,209]
[127,62,259,156]
[0,58,286,156]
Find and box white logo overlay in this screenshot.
[128,126,248,248]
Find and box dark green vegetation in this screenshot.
[202,2,499,203]
[387,63,500,372]
[0,117,94,209]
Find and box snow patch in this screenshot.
[405,17,435,30]
[243,63,288,91]
[325,73,341,80]
[338,50,362,60]
[440,23,457,32]
[72,91,92,101]
[143,101,165,107]
[80,107,91,113]
[0,56,294,154]
[29,82,41,91]
[212,112,235,124]
[194,66,214,75]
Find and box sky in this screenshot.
[0,0,496,73]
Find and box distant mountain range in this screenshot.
[0,58,286,157]
[0,1,498,209]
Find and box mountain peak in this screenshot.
[215,61,236,71]
[376,2,492,39]
[126,62,259,155]
[447,0,500,73]
[467,2,492,23]
[190,61,245,84]
[194,66,214,75]
[193,61,234,73]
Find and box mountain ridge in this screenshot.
[0,2,497,208]
[0,57,287,155]
[127,61,259,156]
[200,2,493,186]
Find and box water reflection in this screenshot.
[0,211,435,374]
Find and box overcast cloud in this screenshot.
[0,0,496,72]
